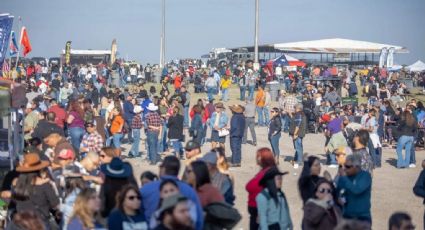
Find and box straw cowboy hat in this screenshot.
[16,153,50,173]
[214,102,225,109]
[133,105,143,114]
[229,104,245,113]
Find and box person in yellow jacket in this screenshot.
[220,75,232,102]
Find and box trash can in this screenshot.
[266,81,280,101]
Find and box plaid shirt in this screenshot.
[283,95,298,114]
[131,114,143,129]
[146,111,162,132]
[80,131,103,153]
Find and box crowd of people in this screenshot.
[0,59,423,230]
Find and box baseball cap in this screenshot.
[157,193,188,215]
[58,149,75,160]
[200,151,218,165]
[185,141,200,151]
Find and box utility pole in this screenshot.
[254,0,259,70]
[160,0,166,68]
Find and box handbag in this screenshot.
[218,128,229,137]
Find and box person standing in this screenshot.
[108,107,125,149]
[129,105,143,158]
[246,69,257,101]
[220,75,232,102]
[180,85,191,128]
[336,154,372,226]
[243,99,257,146]
[255,85,266,126]
[67,188,103,230]
[167,107,185,159]
[229,104,246,167]
[396,111,418,168]
[256,166,292,230]
[290,104,307,169]
[153,194,195,230]
[67,100,85,152]
[189,105,204,145]
[352,130,374,174]
[209,102,229,149]
[238,71,247,101]
[263,87,272,125]
[245,148,276,230]
[281,92,298,132]
[123,95,135,143]
[298,156,323,205]
[268,107,282,164]
[205,74,217,101]
[145,103,162,165]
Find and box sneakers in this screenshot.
[409,164,416,168]
[293,163,299,169]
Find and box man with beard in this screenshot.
[154,194,194,230]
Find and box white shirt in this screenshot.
[275,66,282,75]
[130,67,137,75]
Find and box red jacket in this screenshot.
[245,167,269,207]
[197,183,224,208]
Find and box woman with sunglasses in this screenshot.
[108,184,148,230]
[268,107,282,164]
[302,178,342,230]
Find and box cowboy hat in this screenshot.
[259,166,288,186]
[16,153,50,173]
[229,104,245,114]
[146,103,158,111]
[100,157,132,178]
[133,105,143,114]
[214,102,225,109]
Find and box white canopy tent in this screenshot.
[407,60,425,72]
[273,38,408,54]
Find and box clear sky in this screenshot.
[3,0,425,65]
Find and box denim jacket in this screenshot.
[256,188,293,230]
[209,112,229,129]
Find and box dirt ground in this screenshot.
[124,85,424,230]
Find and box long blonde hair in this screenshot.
[69,188,97,229]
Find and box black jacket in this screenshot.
[268,115,282,138]
[167,114,184,141]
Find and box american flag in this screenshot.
[2,61,10,75]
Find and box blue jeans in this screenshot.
[263,106,270,125]
[230,137,242,164]
[170,139,183,157]
[269,133,281,157]
[326,151,337,165]
[129,129,141,156]
[221,88,229,101]
[248,85,255,100]
[293,137,303,164]
[158,123,168,153]
[284,78,291,91]
[281,114,290,132]
[240,86,246,101]
[147,130,159,163]
[125,119,133,142]
[256,107,265,126]
[112,133,123,149]
[207,87,215,101]
[68,127,85,152]
[183,107,189,127]
[396,135,413,168]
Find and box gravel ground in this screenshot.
[122,86,424,229]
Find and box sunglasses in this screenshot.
[344,164,353,169]
[318,188,333,194]
[127,195,141,201]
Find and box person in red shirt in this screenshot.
[47,98,67,128]
[245,147,277,230]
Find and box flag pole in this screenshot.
[15,17,22,69]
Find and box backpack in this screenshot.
[203,202,241,230]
